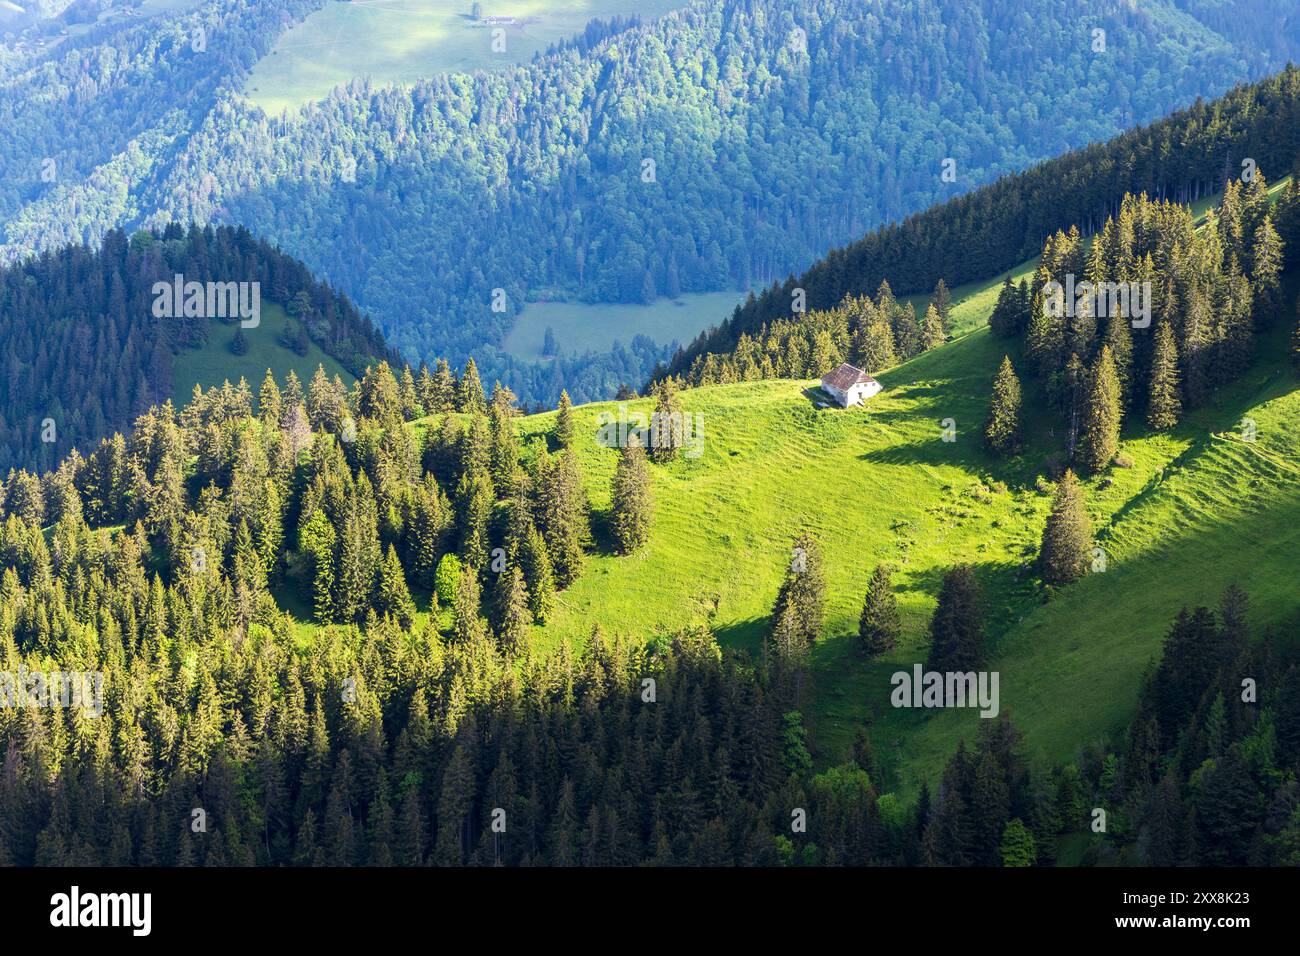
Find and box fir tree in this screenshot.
[649,377,684,463]
[555,390,576,449]
[457,358,486,414]
[771,533,827,649]
[1147,323,1182,430]
[377,543,415,627]
[1077,345,1122,472]
[984,356,1022,456]
[452,563,487,643]
[1251,213,1284,329]
[610,436,653,554]
[858,563,900,656]
[930,278,952,333]
[921,303,946,351]
[926,565,983,672]
[521,525,555,623]
[1039,469,1092,586]
[491,565,531,656]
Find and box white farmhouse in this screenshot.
[820,363,881,407]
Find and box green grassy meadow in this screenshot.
[270,175,1300,802]
[485,313,1300,797]
[245,0,688,115]
[171,302,354,403]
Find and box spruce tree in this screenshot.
[1039,469,1092,586]
[1078,345,1121,472]
[921,303,946,351]
[491,565,530,656]
[988,276,1019,338]
[984,356,1022,456]
[649,377,684,463]
[555,390,576,449]
[430,358,456,412]
[377,543,415,627]
[1250,213,1284,330]
[452,563,487,643]
[611,436,653,554]
[931,278,952,333]
[521,525,555,624]
[858,563,900,656]
[1103,314,1134,409]
[770,533,826,648]
[926,565,983,672]
[489,397,520,496]
[1147,323,1182,430]
[258,369,283,428]
[457,358,486,414]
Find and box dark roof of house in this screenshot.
[821,363,878,391]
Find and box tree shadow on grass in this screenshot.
[712,615,769,658]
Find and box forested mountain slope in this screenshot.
[3,0,1300,407]
[663,65,1300,382]
[0,223,391,473]
[2,149,1298,866]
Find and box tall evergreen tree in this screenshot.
[1039,469,1092,586]
[921,303,946,351]
[858,563,900,656]
[984,356,1022,456]
[1147,323,1182,430]
[610,436,653,555]
[555,390,576,449]
[1077,346,1122,472]
[930,278,952,333]
[491,565,531,656]
[771,533,827,649]
[926,566,983,672]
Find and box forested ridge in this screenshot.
[0,0,322,242]
[2,352,1296,865]
[678,168,1300,470]
[663,65,1300,383]
[0,223,391,473]
[4,0,1300,406]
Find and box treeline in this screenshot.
[8,2,1294,406]
[670,169,1300,476]
[680,278,951,386]
[766,534,1300,865]
[0,0,319,248]
[535,13,642,60]
[661,65,1300,384]
[0,223,391,473]
[985,173,1299,470]
[0,356,1293,863]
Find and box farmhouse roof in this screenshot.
[821,363,877,391]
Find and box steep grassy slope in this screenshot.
[170,301,354,403]
[490,313,1299,796]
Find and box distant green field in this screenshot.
[170,302,354,404]
[245,0,688,115]
[504,289,748,360]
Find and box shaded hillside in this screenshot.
[0,223,391,472]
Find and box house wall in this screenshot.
[823,383,848,406]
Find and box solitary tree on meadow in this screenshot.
[1039,469,1093,586]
